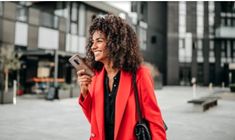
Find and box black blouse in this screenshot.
[104,71,120,140]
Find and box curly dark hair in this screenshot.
[86,14,143,73]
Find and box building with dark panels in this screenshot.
[132,1,235,86]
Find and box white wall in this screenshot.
[38,27,59,49]
[15,22,28,46]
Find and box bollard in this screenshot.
[191,77,197,99]
[13,80,17,104]
[209,83,213,93]
[222,82,225,89]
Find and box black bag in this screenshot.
[132,73,152,140]
[132,73,167,140]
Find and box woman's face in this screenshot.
[91,30,108,64]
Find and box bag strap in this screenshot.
[132,72,144,123]
[132,72,168,130]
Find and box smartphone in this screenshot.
[69,54,94,77]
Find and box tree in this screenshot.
[0,45,22,93]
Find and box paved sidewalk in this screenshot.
[157,86,235,140]
[0,86,235,140]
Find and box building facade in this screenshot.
[0,1,127,93]
[132,1,235,86]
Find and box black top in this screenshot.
[104,71,120,140]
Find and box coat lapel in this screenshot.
[114,71,132,140]
[94,68,105,140]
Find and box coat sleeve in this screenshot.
[137,66,166,140]
[78,92,92,123]
[78,76,96,124]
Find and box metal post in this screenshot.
[54,50,58,88]
[13,80,17,104]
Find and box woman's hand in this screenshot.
[77,69,92,98]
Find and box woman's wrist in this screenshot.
[81,89,88,98]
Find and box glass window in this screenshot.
[209,40,215,63]
[210,40,214,50]
[209,51,214,57]
[197,2,204,38]
[140,3,145,14]
[209,26,214,35]
[233,40,235,50]
[208,1,214,12]
[209,15,214,26]
[197,39,203,50]
[197,39,203,62]
[227,40,231,58]
[40,12,58,29]
[71,2,77,22]
[221,18,225,26]
[179,2,186,38]
[179,14,186,26]
[232,18,235,26]
[227,18,231,26]
[179,39,184,49]
[54,16,59,29]
[221,52,225,58]
[16,5,28,22]
[70,23,77,34]
[221,41,225,50]
[131,2,137,12]
[179,2,186,15]
[55,2,67,18]
[179,2,187,62]
[139,27,147,50]
[0,2,3,16]
[179,39,186,62]
[40,12,53,28]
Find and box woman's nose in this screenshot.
[91,42,97,50]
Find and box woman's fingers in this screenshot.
[77,69,92,87]
[77,69,86,76]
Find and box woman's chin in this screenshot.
[94,58,101,62]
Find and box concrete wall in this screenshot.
[143,2,167,84]
[167,2,179,85]
[203,2,210,85]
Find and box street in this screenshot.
[0,86,235,140]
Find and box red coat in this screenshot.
[79,65,166,140]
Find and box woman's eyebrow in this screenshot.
[92,37,105,42]
[96,37,105,40]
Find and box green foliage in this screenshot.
[0,46,22,71]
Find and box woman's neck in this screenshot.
[104,63,119,77]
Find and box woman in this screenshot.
[77,14,166,140]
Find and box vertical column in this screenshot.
[28,8,39,49]
[167,2,179,85]
[203,2,210,85]
[78,4,86,36]
[54,50,58,88]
